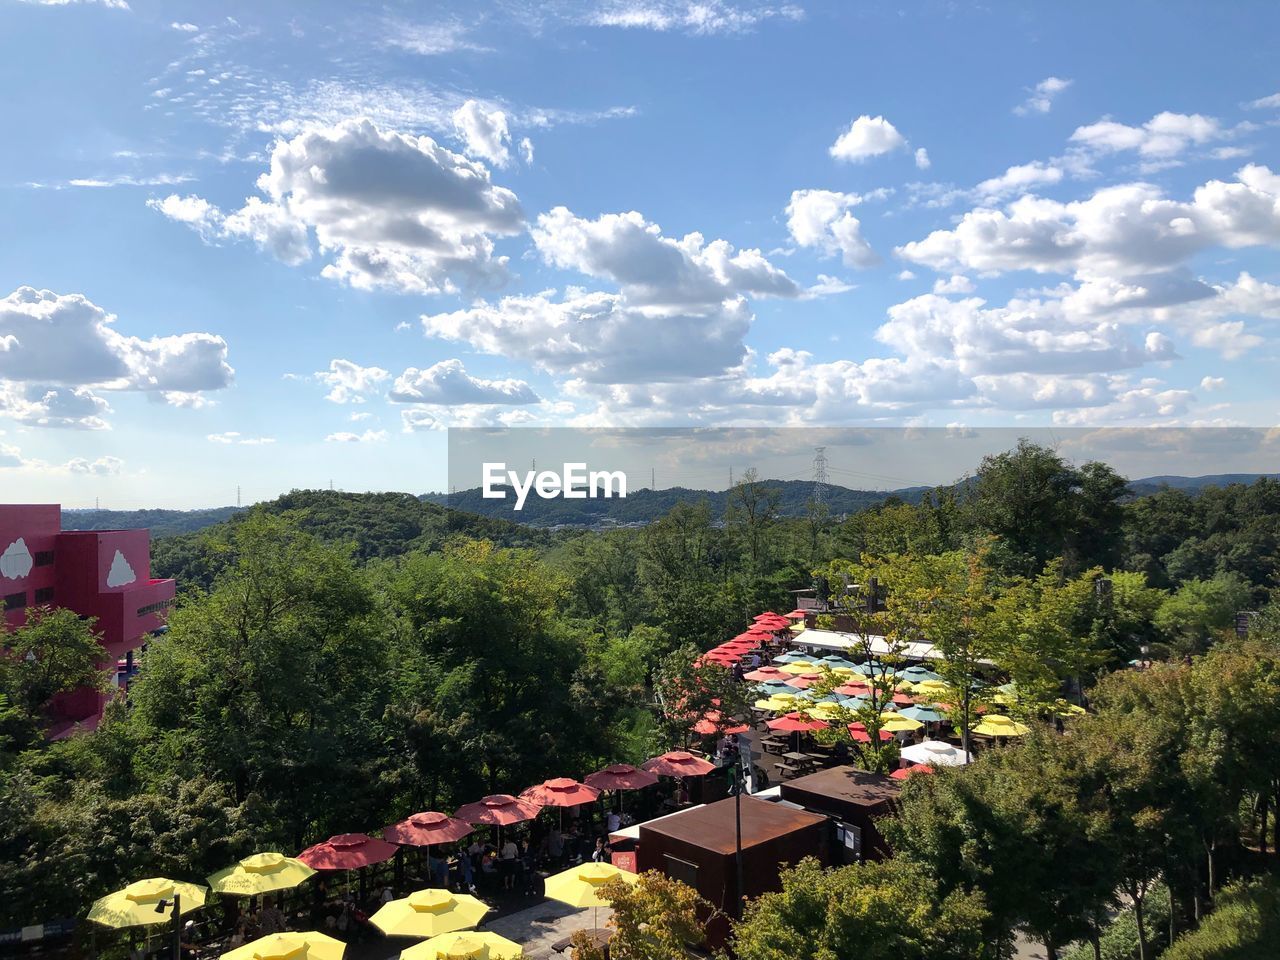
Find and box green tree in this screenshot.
[732,857,988,960]
[571,871,709,960]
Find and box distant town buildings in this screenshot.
[0,504,175,737]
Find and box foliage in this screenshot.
[731,857,988,960]
[1160,878,1280,960]
[570,871,708,960]
[1061,882,1172,960]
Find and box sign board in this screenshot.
[611,850,637,874]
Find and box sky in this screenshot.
[0,0,1278,507]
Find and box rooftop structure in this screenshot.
[0,504,176,736]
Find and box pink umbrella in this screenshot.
[297,833,399,870]
[455,794,543,827]
[785,609,806,619]
[642,750,716,778]
[520,778,601,807]
[744,667,788,682]
[890,764,936,780]
[848,722,894,744]
[584,764,659,792]
[691,711,750,736]
[383,811,474,847]
[836,682,871,696]
[767,713,828,733]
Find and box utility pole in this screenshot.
[155,893,181,960]
[651,467,655,490]
[812,446,829,509]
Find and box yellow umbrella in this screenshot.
[401,932,523,960]
[804,701,845,721]
[222,932,345,960]
[544,862,638,930]
[88,878,207,929]
[208,853,316,896]
[754,696,796,712]
[1052,699,1087,718]
[778,661,816,675]
[973,714,1031,737]
[828,666,856,677]
[879,712,924,733]
[911,680,950,698]
[371,889,490,938]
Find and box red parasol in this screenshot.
[584,764,658,792]
[785,675,818,689]
[847,722,894,743]
[520,778,601,807]
[890,764,936,780]
[692,711,750,736]
[744,667,789,682]
[297,833,399,870]
[642,750,716,778]
[383,811,474,846]
[455,794,542,826]
[753,612,786,622]
[785,609,806,618]
[836,682,871,696]
[767,712,828,732]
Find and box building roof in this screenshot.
[780,766,901,810]
[793,627,995,666]
[638,796,828,856]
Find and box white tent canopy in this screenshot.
[790,628,994,667]
[901,739,970,766]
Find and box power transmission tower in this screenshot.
[812,446,829,508]
[236,485,241,508]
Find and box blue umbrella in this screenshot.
[816,655,857,669]
[900,704,947,723]
[902,666,942,683]
[756,680,801,696]
[773,651,809,664]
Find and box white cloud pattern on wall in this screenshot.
[0,538,33,580]
[106,549,136,588]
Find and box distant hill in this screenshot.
[1125,473,1280,497]
[423,479,931,527]
[62,506,243,538]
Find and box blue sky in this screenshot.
[1,0,1278,507]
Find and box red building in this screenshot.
[0,504,176,736]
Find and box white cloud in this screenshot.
[519,137,534,164]
[68,456,123,476]
[452,100,513,168]
[383,19,490,55]
[896,269,916,281]
[19,0,128,8]
[0,383,110,430]
[1070,111,1223,158]
[324,429,389,443]
[389,359,540,405]
[315,359,390,403]
[586,0,804,34]
[151,118,525,294]
[932,275,975,295]
[785,190,879,268]
[170,21,198,31]
[829,115,907,163]
[1246,92,1280,110]
[207,432,275,445]
[896,165,1280,279]
[0,288,233,415]
[974,161,1064,199]
[0,446,126,476]
[914,147,931,170]
[876,293,1178,378]
[1014,76,1072,115]
[1200,376,1226,391]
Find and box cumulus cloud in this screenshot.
[1200,376,1226,391]
[324,429,389,442]
[932,275,975,295]
[0,444,125,475]
[452,100,513,168]
[0,383,110,430]
[421,207,799,384]
[1070,111,1224,158]
[0,288,232,423]
[974,161,1064,199]
[830,115,907,163]
[785,190,878,268]
[1014,76,1072,115]
[896,165,1280,279]
[1246,92,1280,110]
[67,456,124,475]
[315,359,390,403]
[151,118,525,294]
[389,359,539,404]
[914,147,931,170]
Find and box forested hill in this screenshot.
[62,506,243,537]
[149,489,557,592]
[423,478,927,525]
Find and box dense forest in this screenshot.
[4,441,1280,955]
